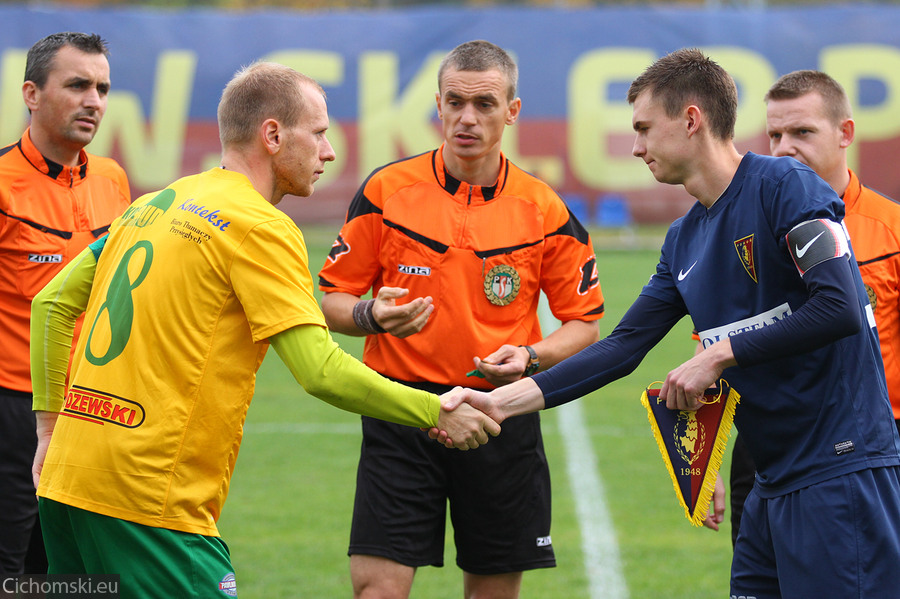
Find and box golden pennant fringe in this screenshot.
[640,380,741,527]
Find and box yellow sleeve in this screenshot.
[269,324,441,428]
[31,246,98,412]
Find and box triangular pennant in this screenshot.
[640,380,740,526]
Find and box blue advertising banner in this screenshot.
[1,4,898,224]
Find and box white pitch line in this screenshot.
[541,299,628,599]
[558,402,629,599]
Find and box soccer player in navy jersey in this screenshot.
[440,48,900,599]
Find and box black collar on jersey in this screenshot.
[17,132,90,186]
[431,150,504,201]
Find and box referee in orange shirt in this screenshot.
[0,32,130,577]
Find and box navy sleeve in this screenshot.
[534,293,685,409]
[730,256,861,367]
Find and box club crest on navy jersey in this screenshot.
[734,234,757,283]
[484,264,520,306]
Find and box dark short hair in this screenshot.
[437,40,518,101]
[627,48,737,141]
[765,70,851,125]
[25,32,109,88]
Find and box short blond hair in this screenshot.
[217,62,324,148]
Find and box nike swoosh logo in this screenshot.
[678,261,698,281]
[795,231,825,258]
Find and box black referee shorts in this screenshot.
[0,389,40,576]
[349,397,556,575]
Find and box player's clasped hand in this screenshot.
[432,387,501,450]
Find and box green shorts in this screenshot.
[39,498,237,598]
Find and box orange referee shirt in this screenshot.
[843,169,900,419]
[0,127,130,393]
[319,146,604,388]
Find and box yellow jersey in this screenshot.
[38,168,325,536]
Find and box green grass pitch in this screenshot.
[217,224,736,598]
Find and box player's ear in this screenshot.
[261,119,281,156]
[685,104,702,137]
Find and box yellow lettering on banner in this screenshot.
[568,48,655,190]
[358,51,443,179]
[567,47,775,191]
[821,44,900,173]
[699,46,776,142]
[490,47,563,186]
[263,50,346,187]
[501,115,564,186]
[5,41,900,199]
[90,51,196,189]
[0,49,27,145]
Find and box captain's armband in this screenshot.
[785,219,849,277]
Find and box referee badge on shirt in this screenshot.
[866,284,877,312]
[484,264,520,306]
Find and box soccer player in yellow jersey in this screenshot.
[29,62,499,599]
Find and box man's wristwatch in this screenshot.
[520,345,540,376]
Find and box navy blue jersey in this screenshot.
[535,153,900,497]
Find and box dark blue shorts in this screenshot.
[731,465,900,599]
[349,402,555,575]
